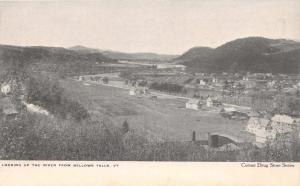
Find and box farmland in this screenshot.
[61,78,255,143]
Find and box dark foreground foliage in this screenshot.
[26,75,89,122]
[1,112,299,161]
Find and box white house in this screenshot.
[129,87,148,96]
[246,117,276,143]
[1,83,11,96]
[186,99,202,110]
[247,117,270,134]
[129,89,135,96]
[199,79,207,86]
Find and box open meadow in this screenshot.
[60,79,255,143]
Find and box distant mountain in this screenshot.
[176,37,300,74]
[69,46,178,62]
[174,47,214,63]
[0,45,116,76]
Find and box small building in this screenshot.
[0,80,17,96]
[1,83,11,96]
[206,96,213,107]
[186,99,202,110]
[129,89,135,96]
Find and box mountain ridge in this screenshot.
[175,37,300,74]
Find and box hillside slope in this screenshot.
[0,45,116,76]
[177,37,300,74]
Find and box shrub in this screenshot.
[26,75,89,121]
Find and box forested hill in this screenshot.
[175,37,300,74]
[0,45,116,76]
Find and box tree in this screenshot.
[274,81,282,93]
[223,80,234,96]
[102,77,109,84]
[235,83,246,96]
[122,120,129,133]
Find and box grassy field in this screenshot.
[61,79,255,142]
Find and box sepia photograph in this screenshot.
[0,0,299,164]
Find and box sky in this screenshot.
[0,0,299,54]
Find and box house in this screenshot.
[129,89,135,96]
[129,87,148,96]
[247,115,299,145]
[186,99,202,110]
[199,79,207,86]
[246,117,276,143]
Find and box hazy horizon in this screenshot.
[0,0,299,55]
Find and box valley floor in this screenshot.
[61,79,255,143]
